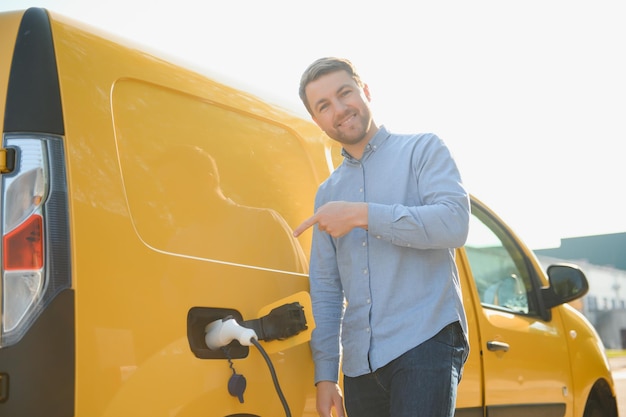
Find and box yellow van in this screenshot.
[0,7,618,417]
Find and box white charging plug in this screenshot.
[205,317,258,350]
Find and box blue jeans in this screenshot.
[343,321,468,417]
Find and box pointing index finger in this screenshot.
[293,214,318,237]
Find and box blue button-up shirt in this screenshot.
[309,125,470,383]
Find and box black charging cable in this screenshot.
[250,337,292,417]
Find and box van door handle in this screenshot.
[487,340,510,352]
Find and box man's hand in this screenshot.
[316,381,346,417]
[293,201,368,238]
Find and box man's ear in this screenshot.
[363,83,372,101]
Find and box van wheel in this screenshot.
[583,399,603,417]
[583,379,619,417]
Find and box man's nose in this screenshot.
[333,98,348,113]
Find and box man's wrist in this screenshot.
[315,380,339,387]
[355,202,368,230]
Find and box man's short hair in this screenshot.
[299,57,364,114]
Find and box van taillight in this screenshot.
[3,214,44,270]
[1,135,71,347]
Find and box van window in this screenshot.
[465,207,535,315]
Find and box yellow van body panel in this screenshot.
[0,11,22,131]
[0,8,618,417]
[559,302,614,417]
[46,10,325,417]
[454,253,485,410]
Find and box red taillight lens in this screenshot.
[3,214,43,271]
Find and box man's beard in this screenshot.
[332,111,372,146]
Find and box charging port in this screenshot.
[187,302,308,359]
[187,307,249,360]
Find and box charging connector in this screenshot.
[204,316,257,350]
[203,315,292,417]
[243,302,307,342]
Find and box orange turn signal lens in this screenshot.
[3,214,44,271]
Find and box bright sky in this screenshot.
[2,0,625,249]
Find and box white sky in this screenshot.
[2,0,625,249]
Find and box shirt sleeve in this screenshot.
[308,202,345,384]
[367,134,470,250]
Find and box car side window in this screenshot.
[465,207,534,315]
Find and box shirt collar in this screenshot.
[341,125,390,163]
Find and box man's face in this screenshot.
[305,70,374,147]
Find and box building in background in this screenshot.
[534,233,626,349]
[535,233,626,270]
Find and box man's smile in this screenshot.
[337,113,357,128]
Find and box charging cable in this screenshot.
[250,337,291,416]
[205,317,292,417]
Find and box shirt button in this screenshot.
[366,298,371,304]
[376,235,382,239]
[366,327,371,333]
[363,268,368,275]
[359,187,363,193]
[362,241,367,246]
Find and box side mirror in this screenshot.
[541,264,589,309]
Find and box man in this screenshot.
[293,57,470,417]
